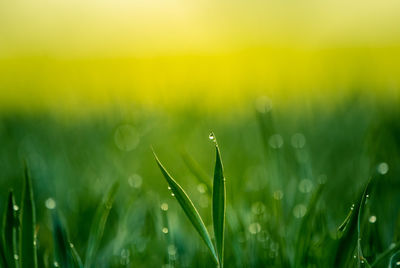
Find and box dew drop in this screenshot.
[197,183,207,194]
[45,198,56,210]
[209,133,215,141]
[167,186,171,190]
[268,134,284,149]
[69,243,74,248]
[377,162,389,175]
[369,215,377,223]
[128,174,143,189]
[273,190,284,200]
[293,204,307,218]
[298,179,313,193]
[251,202,266,215]
[13,205,19,211]
[14,254,19,260]
[248,222,261,234]
[162,227,169,234]
[396,260,400,266]
[160,203,169,211]
[54,261,59,267]
[171,193,175,197]
[350,204,355,210]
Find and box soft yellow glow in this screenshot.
[0,0,400,114]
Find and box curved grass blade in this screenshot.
[334,177,375,267]
[2,190,19,268]
[153,151,218,264]
[211,135,226,267]
[51,210,75,268]
[20,165,38,268]
[388,250,400,268]
[370,243,400,267]
[84,181,119,268]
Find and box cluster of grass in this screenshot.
[0,97,400,267]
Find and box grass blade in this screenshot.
[388,250,400,268]
[51,210,74,268]
[20,165,38,268]
[2,190,19,268]
[371,243,400,267]
[84,181,119,268]
[153,151,219,264]
[211,135,226,267]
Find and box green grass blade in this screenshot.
[2,190,19,268]
[211,135,226,267]
[153,151,218,264]
[51,210,74,268]
[20,165,38,268]
[388,250,400,268]
[371,243,400,267]
[84,181,119,268]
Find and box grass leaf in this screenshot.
[2,190,19,268]
[51,210,75,268]
[211,135,226,267]
[20,164,38,268]
[84,181,119,268]
[153,150,219,264]
[388,250,400,268]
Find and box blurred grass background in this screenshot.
[1,0,400,266]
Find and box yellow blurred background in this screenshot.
[1,0,400,114]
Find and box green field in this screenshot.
[1,96,399,267]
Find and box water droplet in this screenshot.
[114,124,140,151]
[396,260,400,266]
[251,202,266,215]
[291,133,306,149]
[162,227,169,234]
[369,215,377,223]
[209,133,215,141]
[167,244,177,255]
[273,190,283,200]
[167,186,171,190]
[69,243,74,248]
[171,193,175,197]
[377,162,389,175]
[248,222,261,234]
[197,183,207,194]
[14,254,19,260]
[293,204,307,218]
[353,255,357,259]
[160,203,169,211]
[350,204,355,210]
[54,261,59,267]
[268,134,284,149]
[366,194,369,198]
[255,96,272,114]
[128,174,143,189]
[298,179,313,193]
[45,198,56,210]
[13,205,19,211]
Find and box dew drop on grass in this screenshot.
[396,261,400,266]
[291,133,306,149]
[13,205,19,211]
[45,198,56,210]
[160,203,169,211]
[162,227,169,234]
[268,134,284,149]
[377,162,389,175]
[197,183,207,194]
[251,202,266,215]
[53,261,59,267]
[171,193,175,197]
[208,133,215,141]
[298,179,313,193]
[293,204,307,218]
[69,243,74,248]
[369,215,377,223]
[350,204,355,210]
[167,186,171,190]
[14,254,19,260]
[114,124,140,151]
[128,174,143,189]
[248,222,261,234]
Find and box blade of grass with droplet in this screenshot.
[84,181,119,268]
[153,151,218,264]
[334,177,375,267]
[371,243,400,267]
[2,190,19,268]
[20,165,38,268]
[51,210,75,268]
[387,250,400,268]
[211,136,226,267]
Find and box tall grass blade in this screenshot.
[153,151,218,264]
[84,182,119,268]
[20,165,38,268]
[370,243,400,267]
[2,191,19,268]
[211,135,226,267]
[51,211,74,268]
